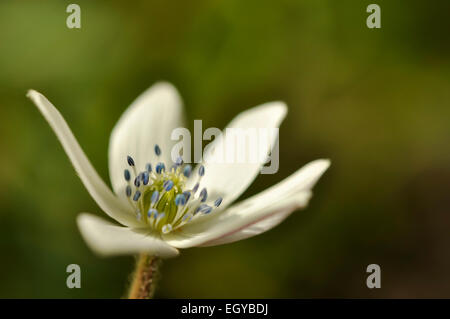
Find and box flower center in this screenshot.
[123,145,222,234]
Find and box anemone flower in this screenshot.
[28,82,329,298]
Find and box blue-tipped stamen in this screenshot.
[192,183,199,193]
[124,169,131,181]
[182,213,192,222]
[146,163,152,172]
[156,162,165,174]
[196,204,210,214]
[198,165,205,176]
[148,208,158,219]
[163,180,174,191]
[127,155,135,166]
[175,194,186,206]
[154,144,161,156]
[151,191,160,204]
[202,205,212,214]
[133,191,141,201]
[183,191,191,202]
[162,224,173,234]
[134,176,141,187]
[125,185,132,197]
[183,165,192,177]
[175,156,183,166]
[214,197,222,207]
[142,172,149,185]
[199,188,208,202]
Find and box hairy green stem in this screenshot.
[128,254,161,299]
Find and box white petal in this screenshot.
[77,213,179,257]
[199,209,295,247]
[164,159,330,248]
[27,90,140,228]
[186,102,287,209]
[108,82,183,200]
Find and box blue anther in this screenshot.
[148,208,158,219]
[175,156,183,166]
[125,185,132,197]
[214,197,223,207]
[175,194,186,206]
[202,206,213,214]
[146,163,152,172]
[183,165,192,178]
[154,144,161,156]
[133,191,141,201]
[163,180,174,191]
[151,191,160,204]
[198,165,205,176]
[127,155,135,166]
[192,183,199,193]
[156,162,165,174]
[142,172,149,185]
[195,204,206,213]
[124,169,131,181]
[134,176,141,187]
[196,204,211,214]
[199,188,208,202]
[183,191,191,202]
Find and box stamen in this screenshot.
[202,205,212,214]
[163,180,174,191]
[151,191,160,204]
[175,194,186,206]
[154,144,161,156]
[196,204,211,214]
[156,162,165,174]
[124,169,131,181]
[133,191,141,201]
[145,163,152,172]
[183,165,192,177]
[192,183,199,193]
[125,185,132,197]
[183,191,191,202]
[162,224,173,234]
[175,156,183,166]
[214,197,223,207]
[127,155,135,167]
[198,165,205,176]
[142,172,149,185]
[134,176,141,187]
[199,188,208,202]
[148,208,158,219]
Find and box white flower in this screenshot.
[27,82,330,258]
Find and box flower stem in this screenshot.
[128,254,161,299]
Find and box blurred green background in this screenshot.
[0,0,449,298]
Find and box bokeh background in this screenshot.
[0,0,449,298]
